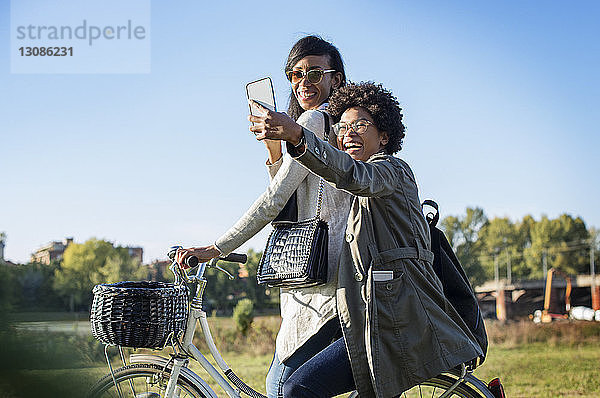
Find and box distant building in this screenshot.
[31,238,144,265]
[0,233,16,266]
[127,246,143,264]
[31,237,73,265]
[148,259,170,281]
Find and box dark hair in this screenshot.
[285,35,347,121]
[327,82,406,154]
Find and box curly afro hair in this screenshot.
[327,82,405,155]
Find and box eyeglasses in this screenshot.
[332,119,374,136]
[286,69,336,84]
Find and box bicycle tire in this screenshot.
[399,373,491,398]
[88,363,210,398]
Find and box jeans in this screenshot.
[266,318,343,398]
[282,336,355,398]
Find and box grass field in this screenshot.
[6,343,597,398]
[2,316,599,397]
[182,341,600,398]
[474,343,599,397]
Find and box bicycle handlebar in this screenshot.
[168,246,247,264]
[185,253,247,268]
[220,253,248,264]
[167,246,247,284]
[185,256,200,268]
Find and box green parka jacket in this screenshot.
[290,128,483,397]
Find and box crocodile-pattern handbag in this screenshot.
[257,178,328,288]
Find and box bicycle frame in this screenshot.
[162,306,241,397]
[102,254,496,398]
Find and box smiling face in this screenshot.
[291,55,341,111]
[337,107,389,161]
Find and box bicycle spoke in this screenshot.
[90,365,208,398]
[127,378,137,397]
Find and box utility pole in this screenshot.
[591,241,596,281]
[592,239,598,310]
[542,249,547,277]
[494,252,499,288]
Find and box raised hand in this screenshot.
[248,100,304,146]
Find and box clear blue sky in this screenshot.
[1,0,599,264]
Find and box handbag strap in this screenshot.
[314,111,330,219]
[315,177,325,218]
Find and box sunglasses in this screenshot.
[286,69,336,84]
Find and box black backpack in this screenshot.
[422,200,488,364]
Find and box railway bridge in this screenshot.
[475,274,600,320]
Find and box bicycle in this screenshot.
[88,246,502,398]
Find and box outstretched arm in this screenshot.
[248,100,399,197]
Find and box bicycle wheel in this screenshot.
[88,363,209,398]
[399,373,490,398]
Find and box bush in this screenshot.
[233,299,254,336]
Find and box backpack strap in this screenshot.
[422,199,440,227]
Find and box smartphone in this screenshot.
[373,270,394,282]
[246,77,276,121]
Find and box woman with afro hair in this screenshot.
[248,82,483,397]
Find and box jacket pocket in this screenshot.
[373,268,408,334]
[372,266,414,389]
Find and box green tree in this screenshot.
[233,298,254,335]
[525,214,590,276]
[436,209,595,285]
[591,227,600,254]
[14,261,62,310]
[440,207,488,286]
[478,217,533,280]
[202,260,242,313]
[53,238,147,311]
[0,263,15,326]
[97,246,147,283]
[242,249,272,309]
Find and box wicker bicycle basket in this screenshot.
[90,281,189,349]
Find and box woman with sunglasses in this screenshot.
[176,36,352,398]
[248,82,484,397]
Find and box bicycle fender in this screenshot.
[130,354,218,398]
[465,374,496,398]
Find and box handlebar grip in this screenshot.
[221,253,247,264]
[183,252,247,268]
[185,256,199,268]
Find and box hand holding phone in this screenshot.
[246,77,276,120]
